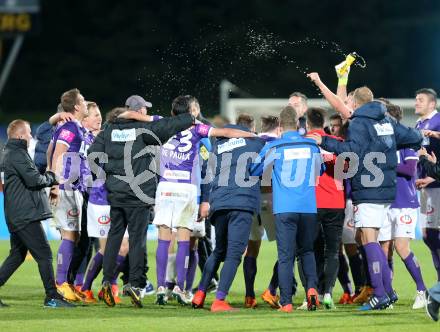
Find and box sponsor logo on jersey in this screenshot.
[217,138,246,154]
[59,129,75,143]
[374,123,394,136]
[284,148,311,160]
[111,128,136,142]
[163,170,190,180]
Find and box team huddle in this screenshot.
[0,63,440,319]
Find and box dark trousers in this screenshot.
[197,218,219,281]
[199,210,253,294]
[68,194,92,284]
[103,206,149,288]
[120,250,148,287]
[0,221,57,298]
[315,208,345,294]
[276,212,318,306]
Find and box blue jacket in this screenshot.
[321,101,422,204]
[209,124,265,215]
[250,131,323,214]
[34,121,54,174]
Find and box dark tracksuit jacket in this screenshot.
[87,113,194,287]
[199,125,265,295]
[0,139,58,297]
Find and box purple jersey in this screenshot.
[391,149,419,209]
[416,111,440,187]
[159,124,212,185]
[51,121,91,192]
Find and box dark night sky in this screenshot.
[1,0,440,121]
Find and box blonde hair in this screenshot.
[7,119,29,138]
[353,86,374,107]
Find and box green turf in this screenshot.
[0,240,438,331]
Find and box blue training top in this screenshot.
[250,131,323,214]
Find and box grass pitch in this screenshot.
[0,240,438,331]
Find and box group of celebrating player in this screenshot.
[0,62,440,320]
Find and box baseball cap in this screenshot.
[125,95,152,111]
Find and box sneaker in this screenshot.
[413,290,427,310]
[101,281,115,307]
[278,304,293,313]
[72,285,86,302]
[307,288,319,311]
[426,292,439,322]
[359,295,390,311]
[244,296,257,309]
[207,279,219,293]
[211,299,237,312]
[0,299,8,307]
[155,286,168,306]
[338,292,353,305]
[388,290,398,304]
[81,290,97,304]
[192,290,206,309]
[296,299,308,310]
[123,284,142,308]
[184,291,194,303]
[172,285,190,305]
[44,296,76,308]
[56,282,79,302]
[140,280,155,298]
[353,286,373,304]
[323,293,336,309]
[261,289,281,309]
[112,285,122,304]
[166,287,174,301]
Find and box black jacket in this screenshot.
[419,156,440,181]
[1,139,57,232]
[88,113,194,207]
[208,124,265,214]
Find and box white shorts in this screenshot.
[153,182,198,230]
[342,199,356,244]
[192,219,206,238]
[378,208,417,241]
[53,190,83,232]
[249,193,276,241]
[420,188,440,229]
[87,203,129,239]
[353,203,390,229]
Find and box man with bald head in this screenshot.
[0,120,73,308]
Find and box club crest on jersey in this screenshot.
[427,205,434,215]
[400,215,413,225]
[67,208,79,218]
[98,215,111,225]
